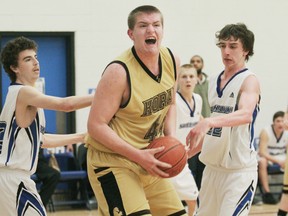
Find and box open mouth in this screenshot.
[145,38,156,44]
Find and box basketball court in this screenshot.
[46,204,279,216]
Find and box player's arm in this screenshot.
[164,54,180,137]
[204,74,260,128]
[42,133,85,148]
[17,86,93,112]
[187,74,260,157]
[87,63,171,177]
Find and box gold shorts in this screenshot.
[87,146,187,216]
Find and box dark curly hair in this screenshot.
[215,23,254,61]
[0,36,38,82]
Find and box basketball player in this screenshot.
[258,111,288,204]
[170,64,202,215]
[0,36,93,216]
[187,23,260,216]
[85,5,187,216]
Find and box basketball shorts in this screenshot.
[170,163,199,200]
[196,166,257,216]
[87,146,188,216]
[0,167,46,216]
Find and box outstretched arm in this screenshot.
[41,133,85,148]
[187,74,260,158]
[18,86,93,112]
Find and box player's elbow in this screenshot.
[241,110,254,124]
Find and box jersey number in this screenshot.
[207,127,222,137]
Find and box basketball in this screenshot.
[147,136,187,178]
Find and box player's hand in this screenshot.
[186,119,210,158]
[138,147,171,178]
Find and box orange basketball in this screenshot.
[147,136,187,178]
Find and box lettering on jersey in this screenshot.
[211,105,233,114]
[0,121,7,154]
[141,87,173,117]
[179,122,198,129]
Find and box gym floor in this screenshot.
[46,204,279,216]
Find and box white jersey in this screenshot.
[199,69,260,171]
[264,125,288,156]
[170,92,202,201]
[0,84,45,174]
[175,92,202,145]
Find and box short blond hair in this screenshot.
[179,64,197,76]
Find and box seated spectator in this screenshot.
[258,111,288,204]
[35,148,61,208]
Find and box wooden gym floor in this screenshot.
[47,204,279,216]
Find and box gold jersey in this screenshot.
[86,46,176,153]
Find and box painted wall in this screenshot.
[0,0,287,136]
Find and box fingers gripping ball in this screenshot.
[148,136,187,177]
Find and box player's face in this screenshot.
[190,57,203,72]
[178,69,198,92]
[12,49,40,85]
[128,12,163,56]
[273,116,284,131]
[217,37,248,70]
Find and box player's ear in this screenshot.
[10,65,18,73]
[127,29,134,40]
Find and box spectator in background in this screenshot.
[35,144,73,208]
[190,55,210,118]
[258,111,288,204]
[35,149,60,208]
[188,55,210,190]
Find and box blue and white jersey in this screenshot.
[264,125,288,156]
[199,69,260,171]
[176,92,202,145]
[0,84,45,174]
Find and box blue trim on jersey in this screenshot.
[177,91,196,117]
[5,115,19,165]
[26,113,40,171]
[250,104,260,148]
[17,182,46,216]
[5,112,40,171]
[232,180,254,216]
[216,68,248,97]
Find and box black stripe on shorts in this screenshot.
[98,171,127,215]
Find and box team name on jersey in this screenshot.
[179,122,198,129]
[211,105,233,114]
[141,87,173,117]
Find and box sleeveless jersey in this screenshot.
[199,69,260,170]
[176,92,202,145]
[86,46,176,153]
[264,125,288,156]
[0,84,45,174]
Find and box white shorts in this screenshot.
[0,167,46,216]
[196,166,257,216]
[169,163,199,200]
